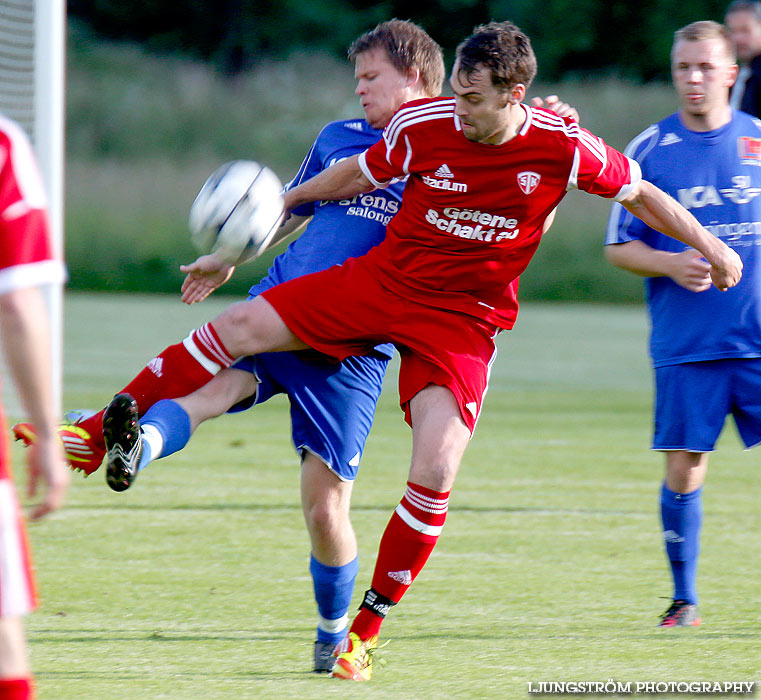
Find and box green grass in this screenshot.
[12,293,761,699]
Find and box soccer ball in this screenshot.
[189,160,284,265]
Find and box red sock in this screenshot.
[351,481,449,639]
[0,678,33,700]
[78,322,235,451]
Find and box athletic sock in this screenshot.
[350,481,449,640]
[660,482,702,605]
[310,555,359,644]
[77,323,233,451]
[0,678,33,700]
[138,400,193,471]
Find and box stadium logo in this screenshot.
[517,171,541,195]
[422,174,468,192]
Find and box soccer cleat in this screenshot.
[12,421,104,475]
[331,632,378,681]
[313,641,337,673]
[103,393,143,492]
[659,599,701,627]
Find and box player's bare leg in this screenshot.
[0,616,32,698]
[333,385,470,680]
[301,453,358,671]
[659,450,708,627]
[210,297,308,357]
[0,617,28,677]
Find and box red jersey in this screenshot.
[0,115,65,480]
[358,97,640,329]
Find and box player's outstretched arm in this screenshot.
[605,240,713,292]
[283,155,374,212]
[0,286,68,519]
[619,180,742,291]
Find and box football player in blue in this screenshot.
[144,20,444,673]
[605,20,761,628]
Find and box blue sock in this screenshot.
[660,483,702,605]
[310,555,358,644]
[139,400,192,471]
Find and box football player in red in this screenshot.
[0,114,68,700]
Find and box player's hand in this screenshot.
[25,432,69,520]
[666,249,713,292]
[708,246,743,291]
[180,252,236,305]
[531,95,579,122]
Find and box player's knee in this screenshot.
[214,300,266,353]
[304,497,350,539]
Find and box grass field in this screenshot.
[10,293,761,699]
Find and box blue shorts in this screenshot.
[228,351,389,480]
[653,359,761,452]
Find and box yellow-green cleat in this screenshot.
[331,632,378,681]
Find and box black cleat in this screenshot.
[103,393,142,492]
[658,599,701,627]
[313,640,338,673]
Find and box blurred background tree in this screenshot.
[67,0,730,80]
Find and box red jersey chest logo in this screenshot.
[517,171,541,195]
[738,137,761,162]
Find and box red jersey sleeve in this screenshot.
[0,117,64,296]
[568,126,641,201]
[358,98,449,187]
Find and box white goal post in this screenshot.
[0,0,65,414]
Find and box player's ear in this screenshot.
[507,83,526,106]
[726,62,739,89]
[406,67,422,89]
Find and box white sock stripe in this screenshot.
[182,333,223,375]
[141,424,164,462]
[395,503,444,536]
[404,487,449,514]
[197,323,234,365]
[317,613,349,634]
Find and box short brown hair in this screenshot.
[455,21,537,92]
[673,20,736,63]
[348,19,445,97]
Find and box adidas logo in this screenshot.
[663,529,685,543]
[147,357,163,377]
[659,132,682,146]
[465,401,478,418]
[349,452,361,467]
[434,163,454,178]
[346,121,363,131]
[387,569,412,586]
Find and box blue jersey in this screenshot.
[606,111,761,367]
[248,119,402,359]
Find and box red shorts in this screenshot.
[261,257,499,433]
[0,478,37,617]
